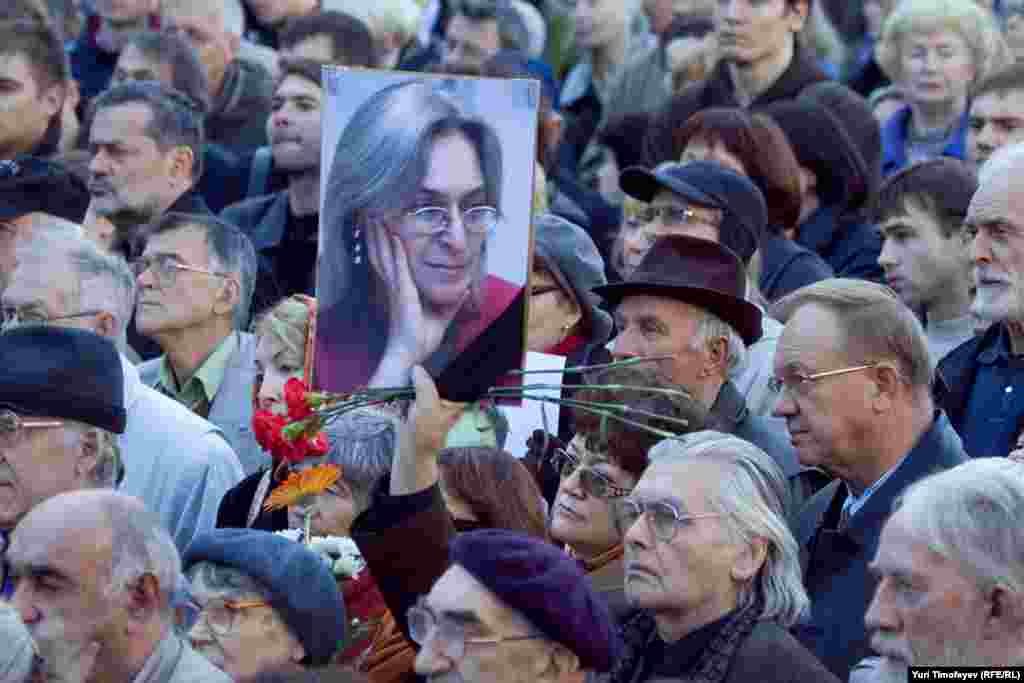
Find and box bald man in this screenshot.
[8,491,230,683]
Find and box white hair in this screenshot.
[511,0,546,58]
[18,233,136,351]
[103,493,182,618]
[647,431,810,626]
[221,0,245,36]
[895,458,1024,598]
[689,309,748,375]
[0,603,36,683]
[978,141,1024,187]
[321,0,422,39]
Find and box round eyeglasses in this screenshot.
[401,205,500,239]
[0,307,106,333]
[0,410,64,448]
[552,448,631,499]
[407,600,540,661]
[184,597,270,637]
[133,254,232,289]
[613,498,724,542]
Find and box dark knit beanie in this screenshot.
[450,529,620,672]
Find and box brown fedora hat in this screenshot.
[594,235,763,345]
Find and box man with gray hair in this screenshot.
[3,228,245,553]
[161,0,275,154]
[937,141,1024,458]
[863,458,1024,678]
[772,278,967,678]
[87,80,211,262]
[8,490,230,683]
[137,212,264,474]
[596,235,802,504]
[606,430,838,682]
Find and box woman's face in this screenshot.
[680,135,749,176]
[254,334,304,413]
[288,462,359,537]
[617,199,648,278]
[386,130,491,314]
[549,435,638,557]
[901,29,975,110]
[526,263,581,353]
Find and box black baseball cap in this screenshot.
[619,160,767,265]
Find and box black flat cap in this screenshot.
[0,327,126,433]
[0,156,90,224]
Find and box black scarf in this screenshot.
[606,599,764,683]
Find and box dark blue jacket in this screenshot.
[793,412,967,678]
[759,234,834,302]
[797,204,884,283]
[197,144,249,214]
[69,13,160,101]
[881,105,969,178]
[220,190,303,315]
[935,322,1024,452]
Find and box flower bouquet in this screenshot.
[259,357,697,457]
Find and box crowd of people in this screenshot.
[2,0,1024,681]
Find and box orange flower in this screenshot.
[263,464,342,511]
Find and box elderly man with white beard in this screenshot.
[862,458,1024,679]
[937,142,1024,457]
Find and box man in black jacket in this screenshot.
[773,278,967,678]
[603,431,838,683]
[221,59,323,316]
[646,0,822,161]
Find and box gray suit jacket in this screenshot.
[138,332,266,475]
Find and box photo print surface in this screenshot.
[314,68,539,401]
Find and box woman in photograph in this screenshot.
[316,78,521,394]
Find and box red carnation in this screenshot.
[253,410,288,454]
[284,378,314,421]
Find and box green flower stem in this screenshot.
[504,355,674,375]
[487,383,694,401]
[509,393,686,441]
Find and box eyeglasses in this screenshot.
[613,498,724,543]
[0,307,106,333]
[552,448,631,499]
[401,205,500,239]
[767,363,881,397]
[407,600,541,660]
[133,254,232,288]
[636,204,698,226]
[0,410,64,448]
[185,597,271,637]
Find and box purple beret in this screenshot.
[450,529,620,672]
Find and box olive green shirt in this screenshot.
[155,333,239,419]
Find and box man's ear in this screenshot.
[786,0,811,32]
[731,536,768,583]
[125,573,163,621]
[213,276,242,317]
[870,363,902,413]
[703,335,729,379]
[76,428,101,482]
[535,642,580,679]
[168,145,195,183]
[39,81,67,120]
[92,311,119,340]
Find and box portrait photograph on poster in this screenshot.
[313,68,539,401]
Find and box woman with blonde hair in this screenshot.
[876,0,1011,175]
[216,294,317,531]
